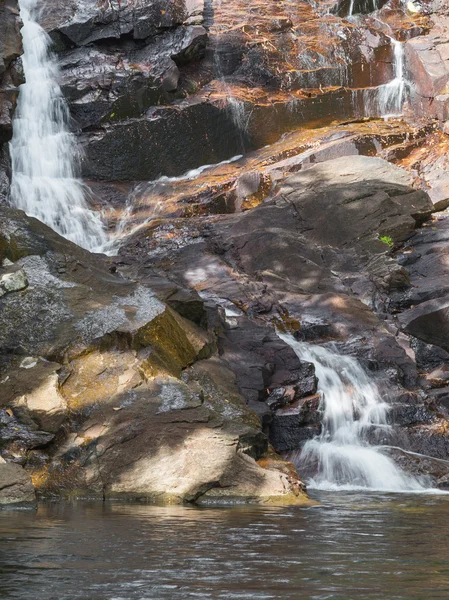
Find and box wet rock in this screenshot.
[0,147,11,204]
[0,0,22,144]
[389,402,436,426]
[384,446,449,488]
[39,0,195,47]
[0,460,36,506]
[218,317,317,404]
[270,396,322,453]
[59,26,207,129]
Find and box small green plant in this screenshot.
[379,235,394,248]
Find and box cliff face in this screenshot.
[3,0,449,503]
[0,0,21,202]
[34,0,431,181]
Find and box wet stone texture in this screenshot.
[0,206,309,505]
[5,0,449,495]
[34,0,433,181]
[0,0,21,203]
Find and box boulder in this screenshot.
[0,461,36,506]
[38,360,308,505]
[0,205,308,504]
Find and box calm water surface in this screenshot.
[1,492,449,600]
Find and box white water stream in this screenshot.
[9,0,106,251]
[279,333,428,492]
[378,38,405,117]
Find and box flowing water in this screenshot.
[9,0,106,251]
[278,334,428,492]
[2,495,449,600]
[377,38,405,117]
[104,154,243,254]
[357,37,406,119]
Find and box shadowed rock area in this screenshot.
[0,204,309,504]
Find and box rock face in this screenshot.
[5,0,449,498]
[33,0,427,181]
[0,204,309,505]
[0,0,21,203]
[117,153,449,485]
[405,13,449,120]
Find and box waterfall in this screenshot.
[278,333,428,492]
[9,0,106,252]
[378,38,405,117]
[357,37,405,119]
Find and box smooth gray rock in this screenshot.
[0,461,36,506]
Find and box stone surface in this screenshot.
[405,15,449,120]
[5,0,449,498]
[0,268,28,295]
[0,205,308,504]
[0,462,36,506]
[118,155,443,473]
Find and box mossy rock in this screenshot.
[133,307,203,377]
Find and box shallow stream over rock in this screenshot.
[2,493,449,599]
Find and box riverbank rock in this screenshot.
[0,205,309,505]
[0,459,36,506]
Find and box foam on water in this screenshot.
[278,333,435,493]
[9,0,106,251]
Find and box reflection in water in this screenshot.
[1,494,449,599]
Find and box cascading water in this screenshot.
[278,333,428,492]
[9,0,106,251]
[378,38,405,117]
[359,37,406,119]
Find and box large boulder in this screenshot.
[40,361,307,504]
[0,205,309,505]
